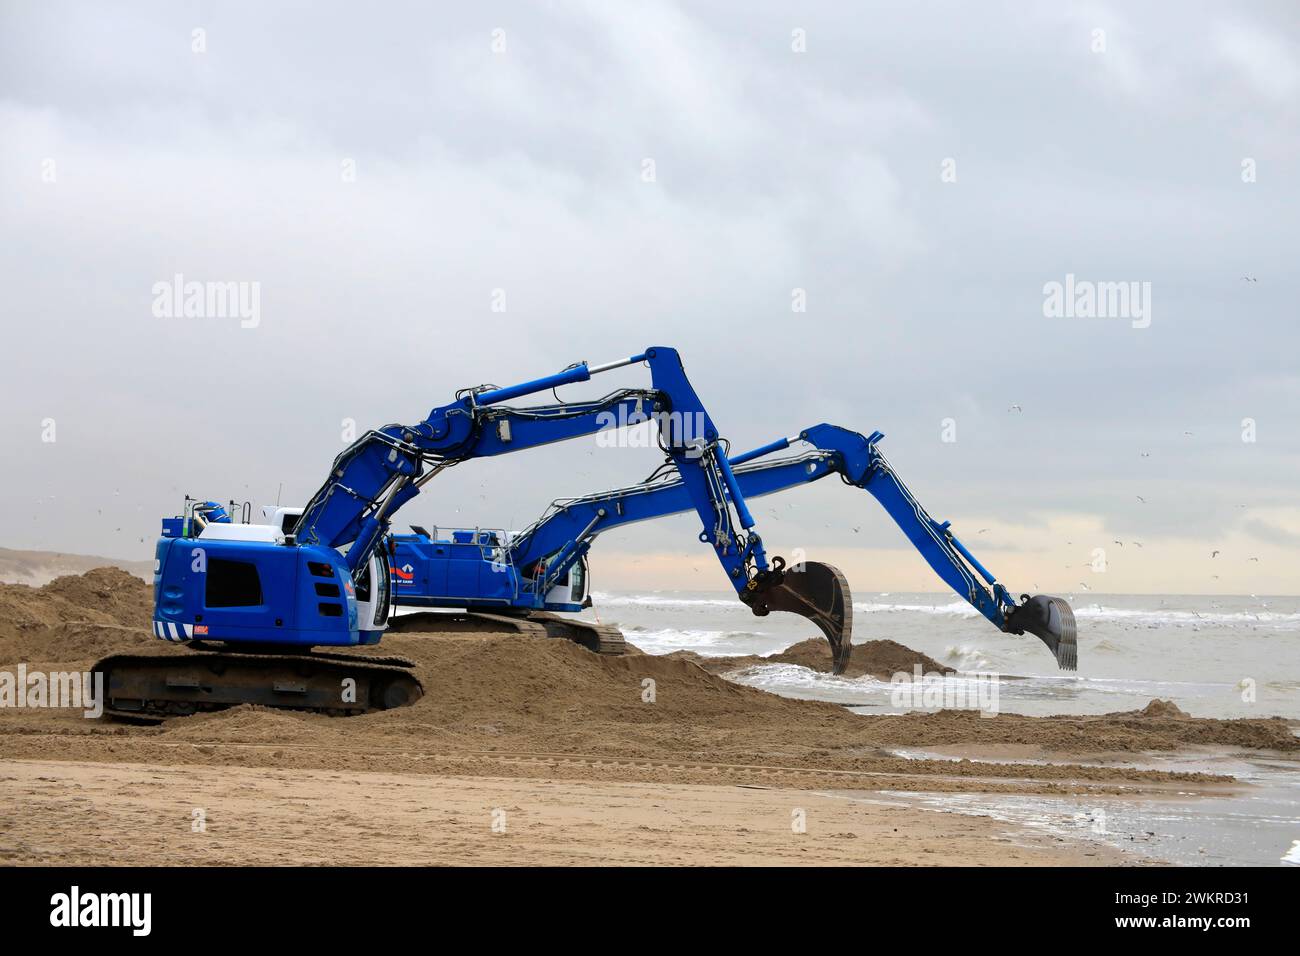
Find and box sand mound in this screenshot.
[1140,699,1190,719]
[118,631,833,757]
[0,567,154,665]
[163,705,322,744]
[784,638,953,679]
[0,567,151,630]
[678,638,953,679]
[396,632,806,730]
[42,567,152,624]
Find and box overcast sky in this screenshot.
[2,1,1297,596]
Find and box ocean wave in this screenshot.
[595,591,1299,629]
[1072,606,1300,627]
[628,628,766,652]
[725,663,894,705]
[943,644,996,670]
[854,600,980,617]
[850,599,1300,628]
[730,663,1014,710]
[729,662,886,688]
[591,591,737,608]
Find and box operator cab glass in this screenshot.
[570,557,587,604]
[353,553,391,628]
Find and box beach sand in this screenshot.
[0,568,1293,866]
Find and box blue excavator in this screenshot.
[97,346,1074,719]
[387,423,1078,672]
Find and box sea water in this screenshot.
[582,590,1300,720]
[580,589,1300,865]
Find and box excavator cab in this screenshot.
[353,549,392,645]
[537,553,590,611]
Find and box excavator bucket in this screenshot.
[753,561,854,674]
[1007,595,1077,671]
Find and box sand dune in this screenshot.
[0,547,151,587]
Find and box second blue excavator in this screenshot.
[388,422,1078,674]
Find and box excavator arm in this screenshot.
[292,346,842,642]
[504,423,1077,672]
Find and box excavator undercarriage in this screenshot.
[96,645,422,722]
[387,609,628,655]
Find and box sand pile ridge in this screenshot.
[672,637,953,679]
[0,570,1293,760]
[0,567,154,664]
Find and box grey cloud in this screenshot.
[0,1,1296,578]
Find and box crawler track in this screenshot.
[94,649,422,722]
[472,611,626,655]
[395,609,627,655]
